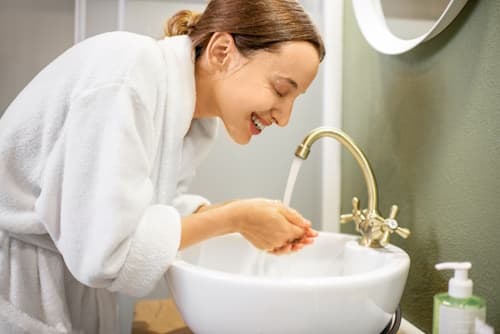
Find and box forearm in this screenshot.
[194,200,236,213]
[179,205,237,250]
[181,198,317,254]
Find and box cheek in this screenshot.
[219,83,274,116]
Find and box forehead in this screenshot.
[247,41,320,91]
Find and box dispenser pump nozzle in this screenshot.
[435,262,473,299]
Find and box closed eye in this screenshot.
[275,89,284,98]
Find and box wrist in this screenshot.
[215,204,239,234]
[180,206,236,250]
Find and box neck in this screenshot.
[194,60,218,119]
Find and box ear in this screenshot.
[205,32,242,72]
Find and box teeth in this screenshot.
[252,114,265,131]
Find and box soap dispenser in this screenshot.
[432,262,486,334]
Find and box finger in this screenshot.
[265,243,283,253]
[288,236,303,244]
[271,242,292,253]
[291,243,304,252]
[272,244,292,255]
[291,225,308,241]
[280,207,311,228]
[305,228,319,237]
[298,237,316,245]
[292,227,317,239]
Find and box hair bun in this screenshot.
[164,10,201,37]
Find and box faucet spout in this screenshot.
[296,127,378,213]
[295,126,410,248]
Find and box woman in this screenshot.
[0,0,325,333]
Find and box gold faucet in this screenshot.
[295,126,410,248]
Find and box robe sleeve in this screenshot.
[34,83,181,297]
[171,177,210,216]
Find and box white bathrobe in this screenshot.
[0,32,217,333]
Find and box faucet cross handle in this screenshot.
[383,205,410,239]
[340,197,365,227]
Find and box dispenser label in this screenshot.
[439,305,485,334]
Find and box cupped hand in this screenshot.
[224,198,318,254]
[269,226,318,255]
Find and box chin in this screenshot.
[232,135,251,145]
[224,126,251,145]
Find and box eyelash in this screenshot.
[274,89,284,98]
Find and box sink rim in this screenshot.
[170,232,410,285]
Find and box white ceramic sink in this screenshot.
[166,232,410,334]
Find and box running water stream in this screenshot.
[250,156,304,277]
[282,156,304,207]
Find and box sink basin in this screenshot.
[166,232,410,334]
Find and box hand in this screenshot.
[268,226,318,255]
[223,198,318,254]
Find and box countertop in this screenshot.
[132,299,422,334]
[132,299,191,334]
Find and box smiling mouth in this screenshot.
[251,113,265,131]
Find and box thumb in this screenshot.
[280,206,311,229]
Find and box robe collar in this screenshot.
[154,35,218,204]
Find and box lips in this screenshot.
[249,120,261,135]
[250,112,269,136]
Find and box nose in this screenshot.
[271,100,294,127]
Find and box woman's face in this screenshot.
[197,35,320,145]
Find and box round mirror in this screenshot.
[352,0,469,55]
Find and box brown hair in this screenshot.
[164,0,325,61]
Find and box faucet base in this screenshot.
[359,237,385,249]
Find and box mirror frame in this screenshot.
[352,0,469,55]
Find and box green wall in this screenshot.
[341,1,500,332]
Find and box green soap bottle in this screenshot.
[432,262,486,334]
